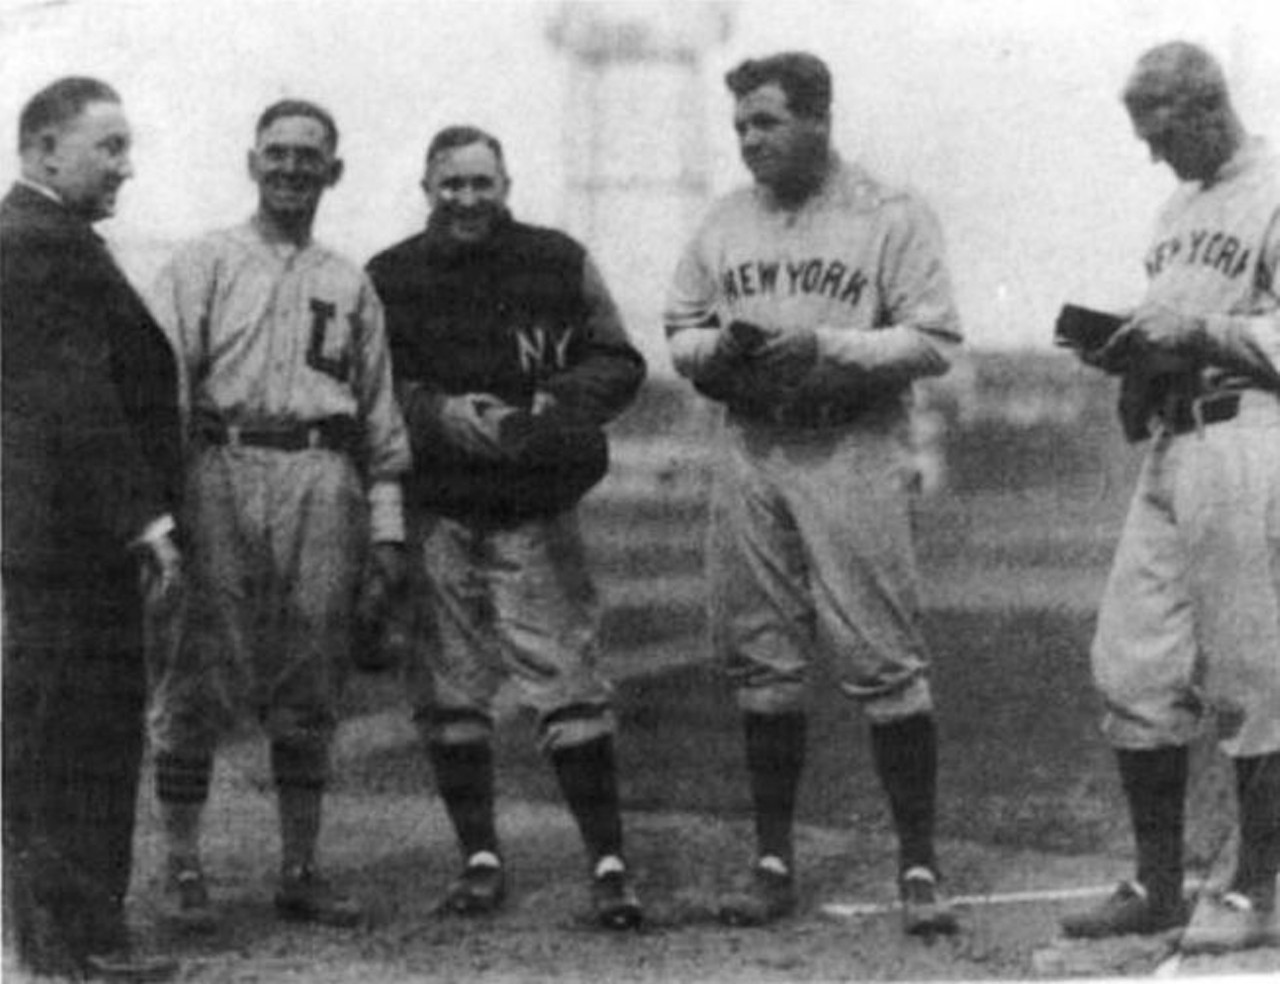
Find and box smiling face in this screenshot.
[38,99,134,221]
[248,114,342,227]
[733,82,829,195]
[422,140,510,245]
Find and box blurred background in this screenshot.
[3,0,1280,486]
[4,0,1279,358]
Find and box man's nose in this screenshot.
[454,185,479,207]
[118,152,135,181]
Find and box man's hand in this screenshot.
[369,541,408,595]
[140,532,182,607]
[352,542,409,673]
[1092,305,1202,375]
[438,392,519,458]
[751,326,819,388]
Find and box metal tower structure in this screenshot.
[546,1,734,373]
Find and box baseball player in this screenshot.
[1060,43,1280,954]
[146,99,411,930]
[366,125,647,930]
[663,52,962,935]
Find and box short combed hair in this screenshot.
[19,76,119,151]
[255,99,339,150]
[425,125,505,171]
[725,52,832,119]
[1123,41,1230,117]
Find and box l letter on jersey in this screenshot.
[306,298,353,382]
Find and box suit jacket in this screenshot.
[1,183,182,589]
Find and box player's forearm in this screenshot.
[541,345,646,424]
[812,322,959,385]
[366,480,405,544]
[1193,312,1280,388]
[667,324,722,381]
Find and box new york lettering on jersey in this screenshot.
[1146,227,1255,279]
[718,257,869,308]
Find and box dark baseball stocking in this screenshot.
[428,739,499,858]
[1232,752,1280,908]
[155,751,213,870]
[1116,745,1188,912]
[550,735,624,864]
[744,711,807,864]
[272,742,328,873]
[870,713,938,875]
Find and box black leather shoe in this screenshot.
[437,851,506,916]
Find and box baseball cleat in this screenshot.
[1059,880,1187,939]
[900,866,959,936]
[590,855,643,930]
[1181,890,1280,955]
[437,851,506,916]
[717,855,797,927]
[274,864,364,927]
[159,863,217,934]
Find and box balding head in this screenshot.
[1121,41,1242,184]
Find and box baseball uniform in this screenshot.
[1092,136,1280,758]
[148,218,411,761]
[367,214,644,753]
[665,154,961,722]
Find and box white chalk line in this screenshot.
[821,880,1207,918]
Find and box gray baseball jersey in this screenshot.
[1093,137,1280,757]
[665,156,961,719]
[148,219,411,754]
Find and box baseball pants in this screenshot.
[708,410,935,722]
[1093,389,1280,757]
[407,510,616,753]
[149,444,367,759]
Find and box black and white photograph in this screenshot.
[2,1,1279,980]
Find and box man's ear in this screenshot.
[327,157,344,188]
[35,130,60,172]
[246,148,259,182]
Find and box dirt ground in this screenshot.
[6,437,1279,981]
[8,692,1278,983]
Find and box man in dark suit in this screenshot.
[2,76,183,981]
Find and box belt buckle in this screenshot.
[225,424,242,447]
[306,426,323,450]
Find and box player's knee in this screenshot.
[538,703,615,755]
[270,740,329,790]
[416,706,494,747]
[155,751,213,805]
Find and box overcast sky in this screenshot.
[2,0,1279,360]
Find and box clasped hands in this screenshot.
[438,389,559,459]
[712,318,818,388]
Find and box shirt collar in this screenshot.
[17,177,64,206]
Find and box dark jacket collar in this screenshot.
[420,207,516,264]
[2,181,100,243]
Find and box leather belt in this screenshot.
[730,393,901,429]
[1159,391,1241,436]
[194,415,359,454]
